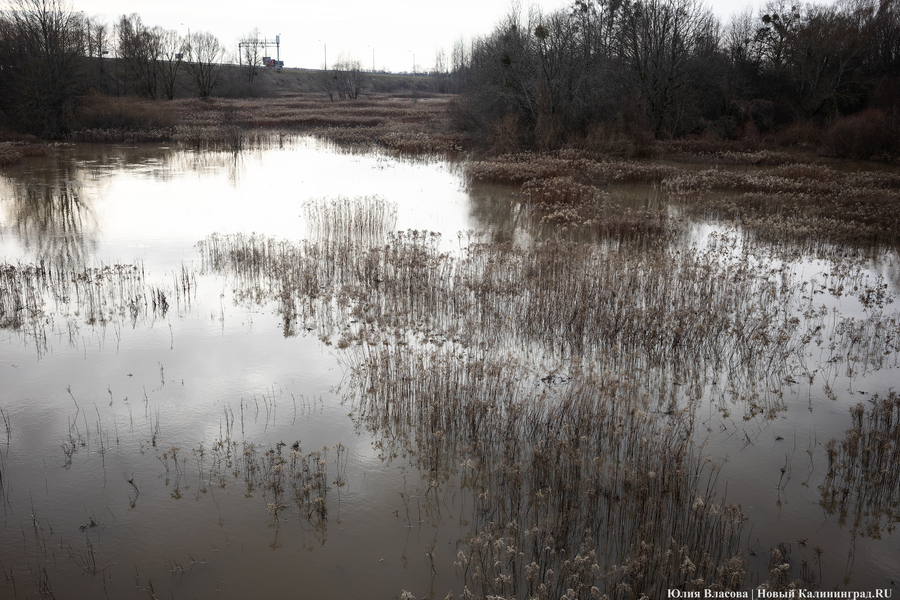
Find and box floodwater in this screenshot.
[1,138,898,598]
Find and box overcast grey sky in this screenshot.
[76,0,758,72]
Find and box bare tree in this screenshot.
[79,14,109,92]
[185,31,223,98]
[332,55,367,99]
[240,28,263,83]
[449,36,470,93]
[318,67,337,101]
[618,0,720,135]
[432,47,449,93]
[157,28,184,99]
[115,14,164,98]
[0,0,87,136]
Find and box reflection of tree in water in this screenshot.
[4,161,98,267]
[465,181,523,244]
[466,179,675,245]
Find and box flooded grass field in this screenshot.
[1,137,899,598]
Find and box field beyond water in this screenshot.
[1,96,899,598]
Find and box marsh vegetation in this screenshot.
[1,136,899,598]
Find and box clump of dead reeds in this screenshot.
[302,196,398,247]
[0,260,195,356]
[341,342,747,598]
[67,95,177,143]
[198,434,340,527]
[667,165,900,252]
[517,176,681,245]
[757,541,819,592]
[821,392,900,535]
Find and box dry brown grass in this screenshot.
[67,95,177,142]
[667,166,900,251]
[466,152,681,187]
[172,96,467,155]
[61,95,470,155]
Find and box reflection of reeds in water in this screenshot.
[0,261,195,355]
[518,176,678,245]
[345,344,746,597]
[821,392,900,536]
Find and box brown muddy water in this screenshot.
[1,138,899,599]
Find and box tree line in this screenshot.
[3,0,900,149]
[0,0,225,137]
[454,0,900,149]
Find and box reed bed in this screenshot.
[199,200,899,416]
[302,196,398,247]
[821,392,900,536]
[65,127,176,144]
[467,153,900,256]
[344,343,746,599]
[665,165,900,253]
[665,167,900,196]
[169,96,450,131]
[517,176,680,245]
[61,95,465,154]
[466,153,681,187]
[664,150,804,167]
[0,260,195,355]
[705,192,899,249]
[306,124,469,155]
[199,222,811,422]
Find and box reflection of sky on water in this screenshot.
[1,138,480,267]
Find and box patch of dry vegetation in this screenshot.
[0,261,194,357]
[0,140,47,166]
[348,346,747,599]
[821,392,900,537]
[66,95,177,143]
[667,166,900,251]
[63,95,469,155]
[466,152,681,187]
[465,149,900,256]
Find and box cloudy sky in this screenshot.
[75,0,757,72]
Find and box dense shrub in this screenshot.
[825,109,900,159]
[73,94,176,131]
